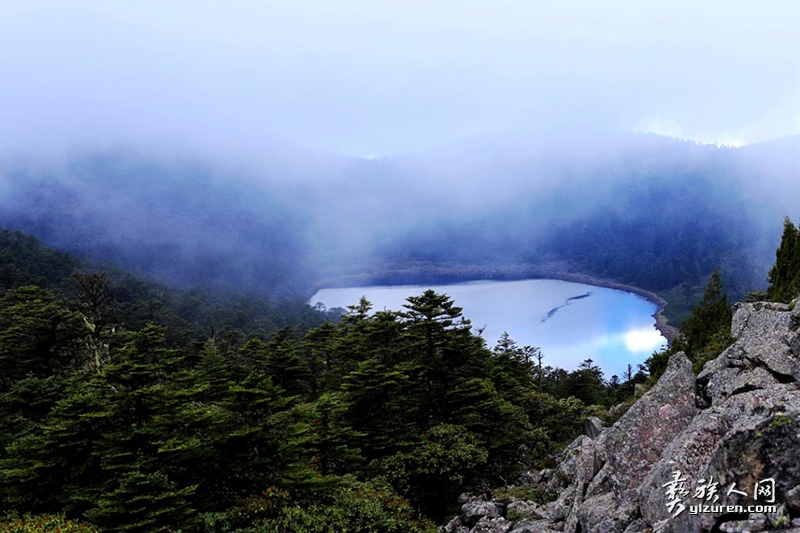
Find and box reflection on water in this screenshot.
[309,279,667,379]
[624,329,665,352]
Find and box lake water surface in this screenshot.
[309,279,666,380]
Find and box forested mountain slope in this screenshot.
[2,212,798,532]
[0,228,327,344]
[1,134,796,304]
[0,228,649,531]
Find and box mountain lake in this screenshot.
[309,278,667,380]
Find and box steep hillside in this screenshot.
[0,227,327,344]
[443,300,800,532]
[0,154,319,297]
[0,229,80,292]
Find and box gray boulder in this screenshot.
[508,519,561,533]
[471,516,513,533]
[461,501,503,527]
[441,301,800,533]
[506,500,545,520]
[584,416,605,439]
[699,302,800,407]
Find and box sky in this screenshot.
[1,1,798,157]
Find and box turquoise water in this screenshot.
[309,279,666,380]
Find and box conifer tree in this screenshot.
[678,268,731,357]
[767,216,800,302]
[300,321,336,396]
[402,290,470,362]
[556,359,607,406]
[293,392,364,477]
[340,358,417,460]
[649,268,733,377]
[195,340,231,402]
[83,470,195,532]
[490,333,538,401]
[264,338,312,400]
[324,297,378,377]
[400,291,483,424]
[0,286,81,384]
[0,287,81,470]
[220,372,297,499]
[0,374,112,515]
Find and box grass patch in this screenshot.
[492,485,544,504]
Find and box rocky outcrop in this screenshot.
[442,301,800,533]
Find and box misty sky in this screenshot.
[1,1,798,157]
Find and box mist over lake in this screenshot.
[311,279,667,380]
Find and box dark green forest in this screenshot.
[0,228,657,531]
[767,217,800,303]
[2,214,798,531]
[647,216,800,379]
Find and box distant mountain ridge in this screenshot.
[0,133,796,303]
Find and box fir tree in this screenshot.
[679,268,731,358]
[767,216,800,302]
[83,470,195,532]
[292,392,364,477]
[0,286,81,384]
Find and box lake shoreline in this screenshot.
[313,262,680,342]
[530,271,680,343]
